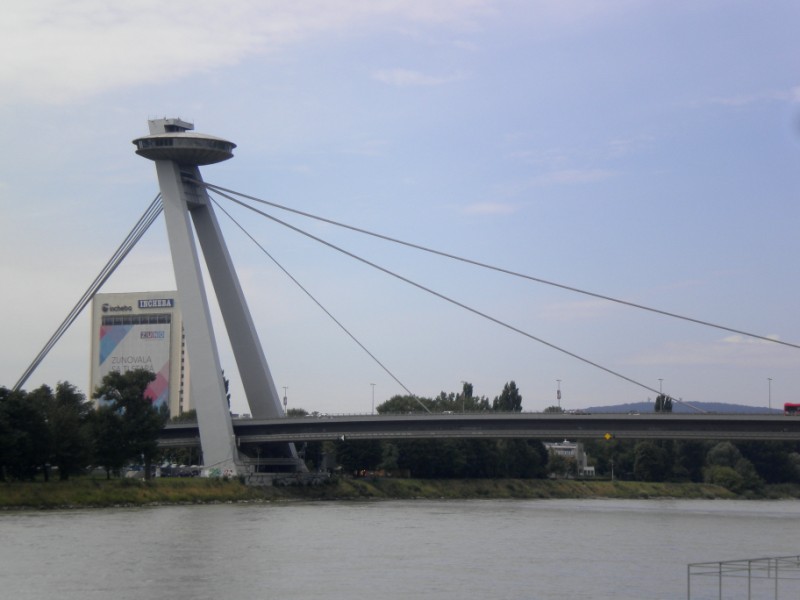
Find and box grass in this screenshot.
[0,477,265,509]
[4,476,791,509]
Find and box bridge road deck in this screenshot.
[159,413,800,448]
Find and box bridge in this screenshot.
[15,117,800,477]
[159,412,800,449]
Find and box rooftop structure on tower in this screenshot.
[133,118,236,165]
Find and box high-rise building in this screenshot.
[90,291,189,416]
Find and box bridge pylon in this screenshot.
[133,118,304,476]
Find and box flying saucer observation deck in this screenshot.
[133,132,236,166]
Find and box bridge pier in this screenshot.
[133,118,304,475]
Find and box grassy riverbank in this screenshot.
[4,477,800,509]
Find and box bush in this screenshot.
[704,465,745,493]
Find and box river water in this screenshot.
[1,498,799,599]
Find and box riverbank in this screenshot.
[3,477,800,509]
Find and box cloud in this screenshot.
[0,1,490,106]
[373,68,465,88]
[1,0,648,106]
[721,334,782,345]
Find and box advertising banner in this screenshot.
[98,322,171,407]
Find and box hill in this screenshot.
[583,401,782,415]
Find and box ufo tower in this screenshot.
[134,118,302,475]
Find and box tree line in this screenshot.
[0,369,167,481]
[287,381,548,479]
[580,437,800,493]
[325,428,800,491]
[4,374,800,492]
[310,383,800,491]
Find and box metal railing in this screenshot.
[688,555,800,599]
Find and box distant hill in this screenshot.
[583,401,782,415]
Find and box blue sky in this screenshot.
[1,1,799,415]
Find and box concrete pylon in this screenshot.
[133,118,302,476]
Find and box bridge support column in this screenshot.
[133,118,303,475]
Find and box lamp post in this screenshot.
[371,383,375,415]
[283,386,288,413]
[768,378,772,411]
[658,379,663,395]
[556,379,562,409]
[461,380,467,413]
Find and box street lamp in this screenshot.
[556,380,562,409]
[371,383,375,415]
[461,380,467,413]
[658,379,663,395]
[768,378,772,411]
[283,386,288,413]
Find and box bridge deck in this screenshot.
[159,413,800,447]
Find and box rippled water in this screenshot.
[1,498,799,599]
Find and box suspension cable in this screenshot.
[211,188,704,411]
[13,195,163,391]
[197,180,797,352]
[211,197,430,413]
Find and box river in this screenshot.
[1,498,799,599]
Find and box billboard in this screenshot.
[98,322,171,407]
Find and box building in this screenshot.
[543,439,595,477]
[90,291,189,416]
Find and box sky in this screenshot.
[1,0,799,416]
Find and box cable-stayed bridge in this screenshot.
[14,119,800,476]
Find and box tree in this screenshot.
[46,382,94,480]
[705,441,741,468]
[380,442,400,471]
[335,439,383,473]
[705,441,762,491]
[672,440,710,482]
[737,441,800,484]
[498,439,547,478]
[0,386,49,480]
[394,438,463,478]
[493,381,523,412]
[788,453,800,481]
[377,394,433,414]
[92,369,168,480]
[457,382,491,412]
[451,439,496,478]
[654,394,672,413]
[547,453,577,479]
[170,409,198,423]
[91,404,127,479]
[459,382,473,413]
[0,388,11,481]
[544,405,564,414]
[633,441,670,481]
[704,465,745,493]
